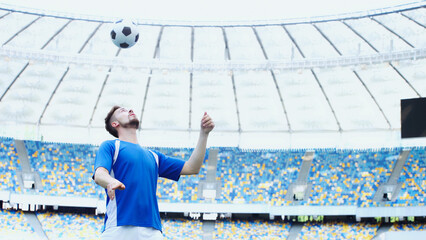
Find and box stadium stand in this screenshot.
[216,148,304,204]
[154,147,207,203]
[23,140,103,198]
[214,219,291,239]
[36,211,103,240]
[162,218,203,239]
[0,137,425,208]
[394,147,426,207]
[296,221,380,240]
[306,148,400,207]
[20,140,208,203]
[0,209,39,240]
[0,137,21,192]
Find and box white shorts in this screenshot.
[101,226,163,240]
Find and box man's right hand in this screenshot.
[106,180,126,200]
[94,167,126,200]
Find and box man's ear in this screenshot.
[111,121,119,128]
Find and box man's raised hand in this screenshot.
[201,112,215,134]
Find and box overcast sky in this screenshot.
[0,0,419,21]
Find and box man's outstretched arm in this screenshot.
[180,112,215,175]
[94,167,125,200]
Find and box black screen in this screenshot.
[401,97,426,138]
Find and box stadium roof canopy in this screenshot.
[0,0,417,22]
[0,1,425,148]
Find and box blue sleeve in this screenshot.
[93,141,114,178]
[153,150,185,181]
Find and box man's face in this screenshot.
[112,107,139,129]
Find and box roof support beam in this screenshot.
[138,27,164,130]
[252,26,291,131]
[310,69,342,131]
[153,26,164,58]
[138,69,153,131]
[312,23,343,55]
[0,11,10,19]
[400,12,426,28]
[352,71,392,129]
[342,20,379,52]
[0,63,29,102]
[251,27,268,59]
[88,48,121,127]
[189,27,195,130]
[40,19,73,50]
[189,72,193,130]
[2,16,41,46]
[281,25,305,58]
[390,64,422,97]
[371,17,415,48]
[78,22,103,53]
[270,70,292,132]
[190,27,195,62]
[342,20,401,129]
[41,22,104,126]
[38,67,69,124]
[284,25,341,131]
[344,20,421,102]
[222,27,241,132]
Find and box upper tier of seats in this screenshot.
[0,137,21,192]
[306,148,400,207]
[216,148,304,204]
[394,147,426,207]
[153,147,208,203]
[23,140,104,198]
[1,137,425,207]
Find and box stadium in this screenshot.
[0,0,425,239]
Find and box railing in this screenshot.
[1,46,425,71]
[0,2,424,26]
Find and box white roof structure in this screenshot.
[0,2,425,148]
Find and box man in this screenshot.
[93,106,214,240]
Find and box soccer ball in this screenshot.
[110,19,139,49]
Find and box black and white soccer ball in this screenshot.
[110,19,139,49]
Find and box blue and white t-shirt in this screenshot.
[94,140,185,232]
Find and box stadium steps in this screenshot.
[296,151,315,184]
[24,212,48,240]
[286,222,304,240]
[198,149,221,201]
[14,139,43,190]
[371,223,392,240]
[14,139,31,172]
[388,149,411,185]
[202,220,215,240]
[373,149,410,203]
[206,149,219,182]
[285,151,315,202]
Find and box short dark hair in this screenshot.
[105,106,120,138]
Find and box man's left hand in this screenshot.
[201,112,215,134]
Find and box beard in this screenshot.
[121,118,140,129]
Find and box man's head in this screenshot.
[105,106,139,138]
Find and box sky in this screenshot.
[0,0,420,21]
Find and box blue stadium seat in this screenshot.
[0,137,21,192]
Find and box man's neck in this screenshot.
[118,128,138,144]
